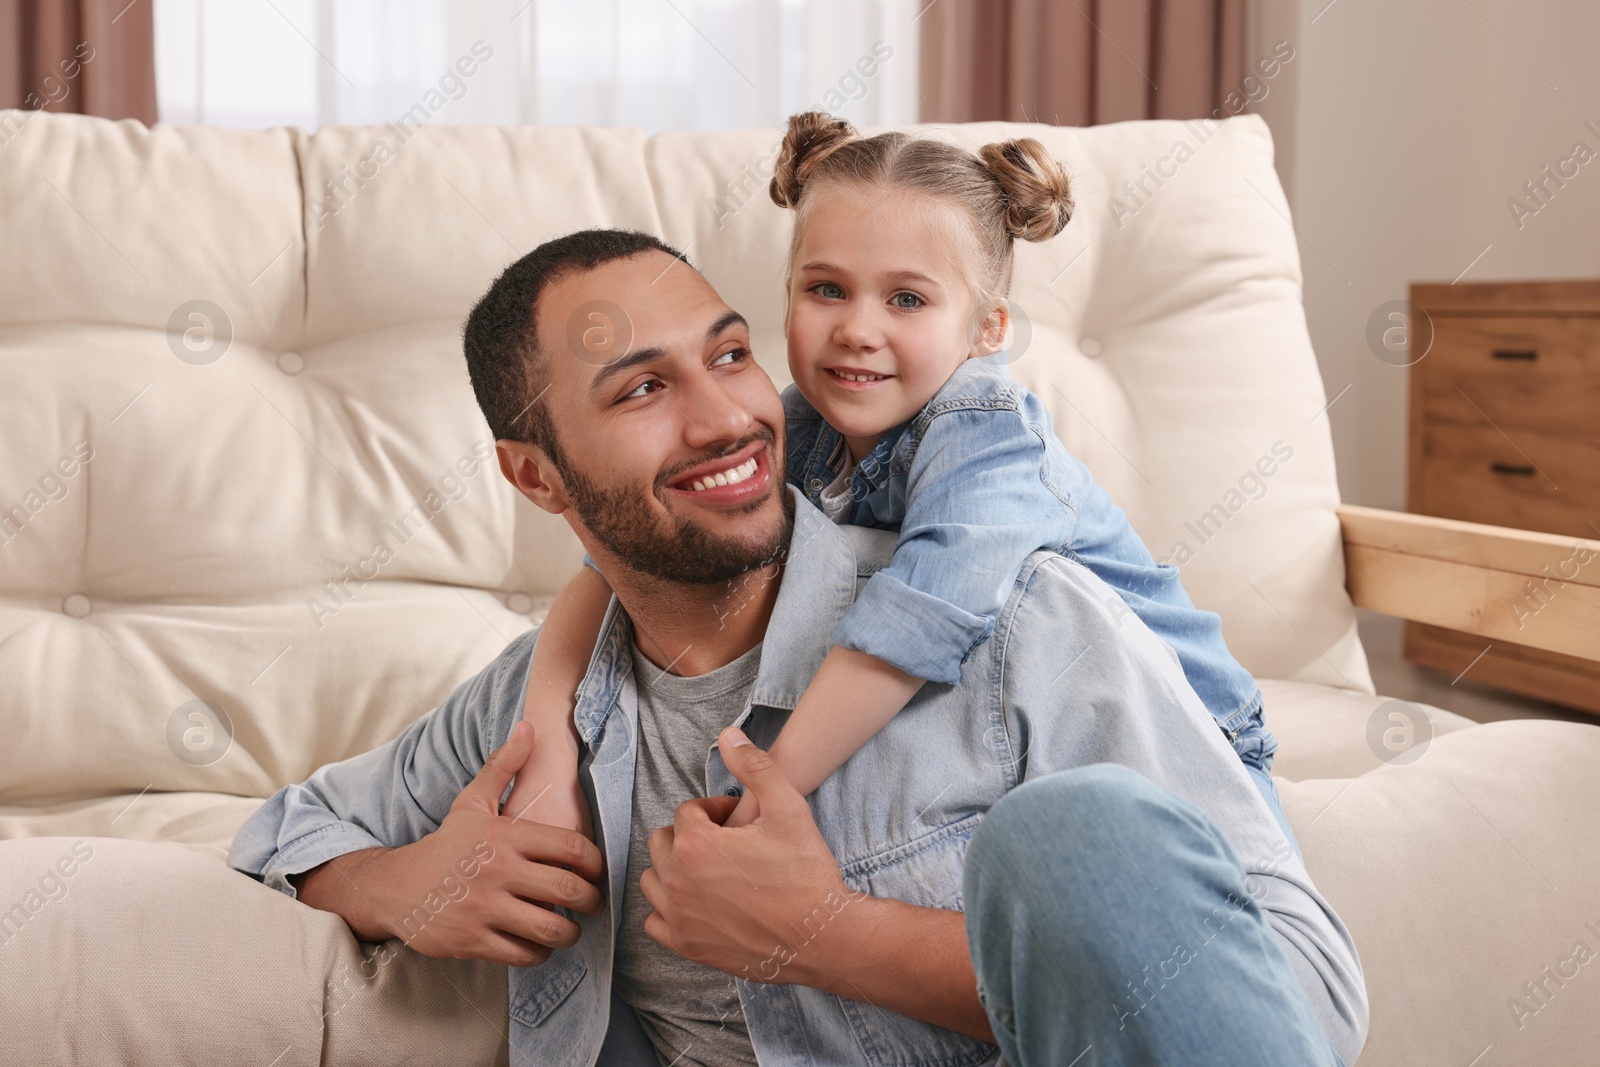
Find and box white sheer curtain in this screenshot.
[153,0,921,132]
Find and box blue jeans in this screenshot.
[1229,701,1301,859]
[964,763,1344,1067]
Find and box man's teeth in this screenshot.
[687,456,759,492]
[833,369,887,382]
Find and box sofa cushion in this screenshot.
[0,111,1368,812]
[1260,678,1477,782]
[1279,719,1600,1066]
[0,835,508,1065]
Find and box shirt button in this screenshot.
[808,478,823,491]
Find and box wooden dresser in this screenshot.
[1407,280,1600,715]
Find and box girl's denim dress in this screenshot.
[784,352,1296,852]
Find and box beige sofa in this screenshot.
[1,109,1596,1065]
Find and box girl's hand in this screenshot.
[504,748,593,841]
[721,788,762,829]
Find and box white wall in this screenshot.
[1250,0,1600,510]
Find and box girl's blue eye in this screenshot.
[891,291,924,310]
[812,282,844,300]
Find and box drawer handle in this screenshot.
[1490,462,1536,476]
[1491,349,1538,361]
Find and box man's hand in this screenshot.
[639,726,864,985]
[638,726,995,1041]
[293,721,606,968]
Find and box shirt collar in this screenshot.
[572,486,860,743]
[572,593,637,745]
[748,486,861,711]
[824,430,845,474]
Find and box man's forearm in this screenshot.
[288,846,397,943]
[794,895,995,1042]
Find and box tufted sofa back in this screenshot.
[0,112,1369,810]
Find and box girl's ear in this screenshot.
[971,300,1011,357]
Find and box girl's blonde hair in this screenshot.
[768,111,1074,302]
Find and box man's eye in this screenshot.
[712,346,749,367]
[622,379,661,401]
[810,282,844,300]
[890,291,924,310]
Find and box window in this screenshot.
[154,0,921,132]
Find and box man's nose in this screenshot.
[677,367,753,451]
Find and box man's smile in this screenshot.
[663,439,775,506]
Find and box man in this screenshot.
[229,229,1368,1066]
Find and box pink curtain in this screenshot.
[920,0,1248,126]
[0,0,157,123]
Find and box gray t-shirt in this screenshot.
[614,638,764,1067]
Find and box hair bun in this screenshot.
[977,138,1073,242]
[769,111,860,209]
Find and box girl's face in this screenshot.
[785,186,1003,462]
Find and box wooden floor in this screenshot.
[1356,609,1598,727]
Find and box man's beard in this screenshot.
[553,432,794,585]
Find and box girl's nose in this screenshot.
[833,305,879,350]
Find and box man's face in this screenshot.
[533,251,791,585]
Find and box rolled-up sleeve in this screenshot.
[830,407,1077,684]
[228,628,537,898]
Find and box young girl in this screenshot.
[504,111,1296,852]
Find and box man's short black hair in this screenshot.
[462,228,692,458]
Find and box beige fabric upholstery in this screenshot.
[1280,721,1600,1065]
[1,836,507,1066]
[0,112,1366,811]
[1258,678,1477,782]
[2,109,1596,1065]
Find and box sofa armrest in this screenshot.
[1338,504,1600,664]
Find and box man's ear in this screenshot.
[496,439,570,515]
[971,299,1011,357]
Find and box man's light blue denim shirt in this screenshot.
[229,487,1367,1067]
[783,352,1272,755]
